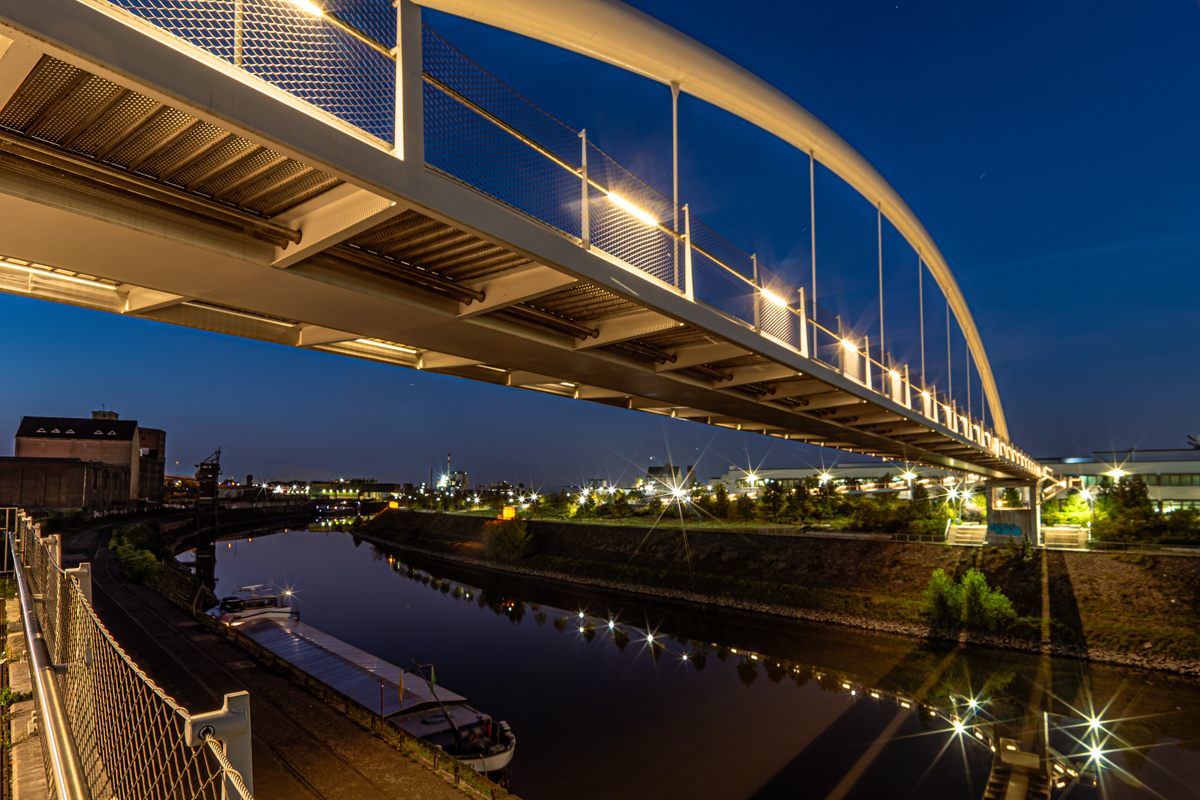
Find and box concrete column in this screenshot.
[984,480,1041,546]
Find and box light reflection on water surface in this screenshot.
[212,530,1200,800]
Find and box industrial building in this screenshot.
[0,457,131,510]
[2,410,167,509]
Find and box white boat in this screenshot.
[393,706,516,772]
[208,584,298,626]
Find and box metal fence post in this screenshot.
[186,691,254,800]
[65,562,91,607]
[579,129,589,249]
[682,204,693,300]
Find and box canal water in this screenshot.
[211,530,1200,800]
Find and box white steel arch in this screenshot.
[413,0,1009,439]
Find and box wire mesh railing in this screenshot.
[84,0,1034,470]
[102,0,397,144]
[9,511,254,800]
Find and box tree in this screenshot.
[729,494,757,522]
[1093,476,1158,542]
[712,485,731,518]
[1000,487,1022,508]
[759,482,786,521]
[612,490,631,518]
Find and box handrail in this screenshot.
[10,532,93,800]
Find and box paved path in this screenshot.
[72,525,468,800]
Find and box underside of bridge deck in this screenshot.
[0,17,1044,483]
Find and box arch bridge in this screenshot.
[0,0,1052,484]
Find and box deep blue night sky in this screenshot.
[1,1,1197,486]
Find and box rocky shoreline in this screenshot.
[357,529,1200,678]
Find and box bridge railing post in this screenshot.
[797,287,809,358]
[580,129,589,249]
[395,0,423,163]
[752,254,761,333]
[682,204,694,300]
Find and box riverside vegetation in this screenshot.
[407,474,1200,545]
[363,509,1200,672]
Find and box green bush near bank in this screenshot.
[922,568,1016,632]
[483,519,537,563]
[109,522,167,584]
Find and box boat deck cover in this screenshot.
[238,618,464,717]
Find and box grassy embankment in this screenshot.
[361,510,1200,666]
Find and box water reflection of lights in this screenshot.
[384,551,1140,792]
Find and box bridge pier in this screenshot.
[983,480,1042,547]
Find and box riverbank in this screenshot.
[77,516,516,800]
[359,510,1200,676]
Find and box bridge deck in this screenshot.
[0,0,1049,482]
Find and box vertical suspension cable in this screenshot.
[810,149,817,349]
[671,81,680,291]
[877,202,884,365]
[946,299,952,404]
[918,251,925,389]
[966,344,972,426]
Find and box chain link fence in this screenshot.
[10,511,254,800]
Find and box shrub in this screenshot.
[922,568,1015,631]
[959,569,1016,631]
[483,519,537,563]
[922,568,961,627]
[115,543,160,584]
[39,510,91,535]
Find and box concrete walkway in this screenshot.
[73,526,470,800]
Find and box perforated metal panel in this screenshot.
[528,284,639,322]
[347,209,532,282]
[0,55,342,218]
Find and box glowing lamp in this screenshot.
[761,289,789,308]
[355,338,416,354]
[841,339,857,351]
[606,192,657,226]
[286,0,324,14]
